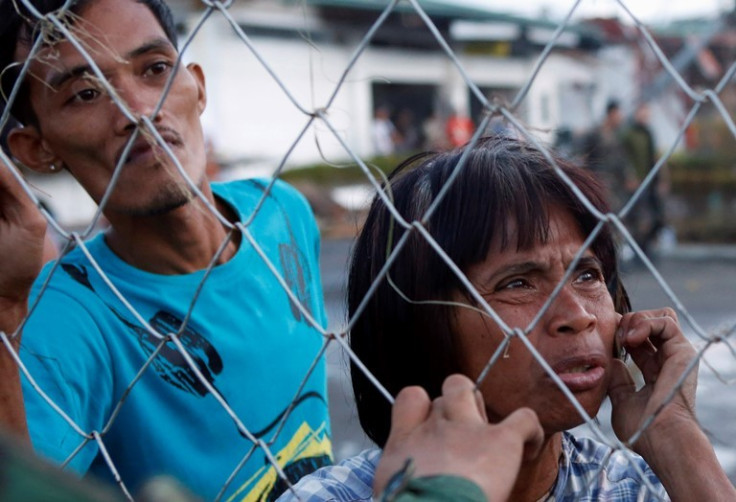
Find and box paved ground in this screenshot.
[319,238,736,482]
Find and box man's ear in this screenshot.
[7,126,59,173]
[186,63,206,115]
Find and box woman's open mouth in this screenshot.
[552,356,607,392]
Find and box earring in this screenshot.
[49,164,58,172]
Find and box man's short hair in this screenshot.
[0,0,177,126]
[348,135,630,447]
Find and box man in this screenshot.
[0,0,332,499]
[372,105,399,156]
[622,103,666,257]
[583,99,636,212]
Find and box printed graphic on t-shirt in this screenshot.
[63,262,224,397]
[226,421,332,502]
[247,178,316,324]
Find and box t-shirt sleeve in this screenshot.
[20,285,114,475]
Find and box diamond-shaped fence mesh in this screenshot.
[1,0,735,500]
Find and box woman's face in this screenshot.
[453,205,619,434]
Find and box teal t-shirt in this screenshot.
[20,179,332,501]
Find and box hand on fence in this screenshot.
[373,374,544,502]
[0,161,46,339]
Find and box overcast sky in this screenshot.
[454,0,733,24]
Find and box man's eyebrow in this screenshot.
[125,37,175,60]
[47,64,93,90]
[46,38,175,90]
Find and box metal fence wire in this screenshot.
[1,0,735,500]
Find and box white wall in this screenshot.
[185,12,591,167]
[29,4,613,227]
[187,14,359,171]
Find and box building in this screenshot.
[21,0,729,228]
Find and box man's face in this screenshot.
[453,206,619,435]
[635,105,651,125]
[13,0,207,216]
[609,108,623,127]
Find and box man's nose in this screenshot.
[113,80,163,133]
[544,285,596,336]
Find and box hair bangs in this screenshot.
[431,146,562,275]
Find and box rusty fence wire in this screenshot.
[1,0,735,500]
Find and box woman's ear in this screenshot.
[7,126,60,173]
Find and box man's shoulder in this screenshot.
[213,178,317,235]
[32,234,106,294]
[213,178,309,209]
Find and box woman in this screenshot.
[281,136,734,501]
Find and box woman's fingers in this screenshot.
[617,308,680,348]
[617,309,696,383]
[612,309,699,437]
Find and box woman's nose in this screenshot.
[545,286,596,336]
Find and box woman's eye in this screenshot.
[576,268,603,283]
[498,278,528,290]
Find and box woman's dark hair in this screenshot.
[348,135,629,447]
[0,0,177,126]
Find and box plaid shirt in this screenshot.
[276,432,669,501]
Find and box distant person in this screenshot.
[582,99,636,211]
[445,111,475,148]
[553,127,577,161]
[622,103,666,257]
[487,116,515,138]
[279,136,735,501]
[422,111,449,151]
[395,108,420,153]
[372,105,400,156]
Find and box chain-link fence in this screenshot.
[1,0,735,500]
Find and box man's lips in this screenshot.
[549,354,608,392]
[116,130,182,166]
